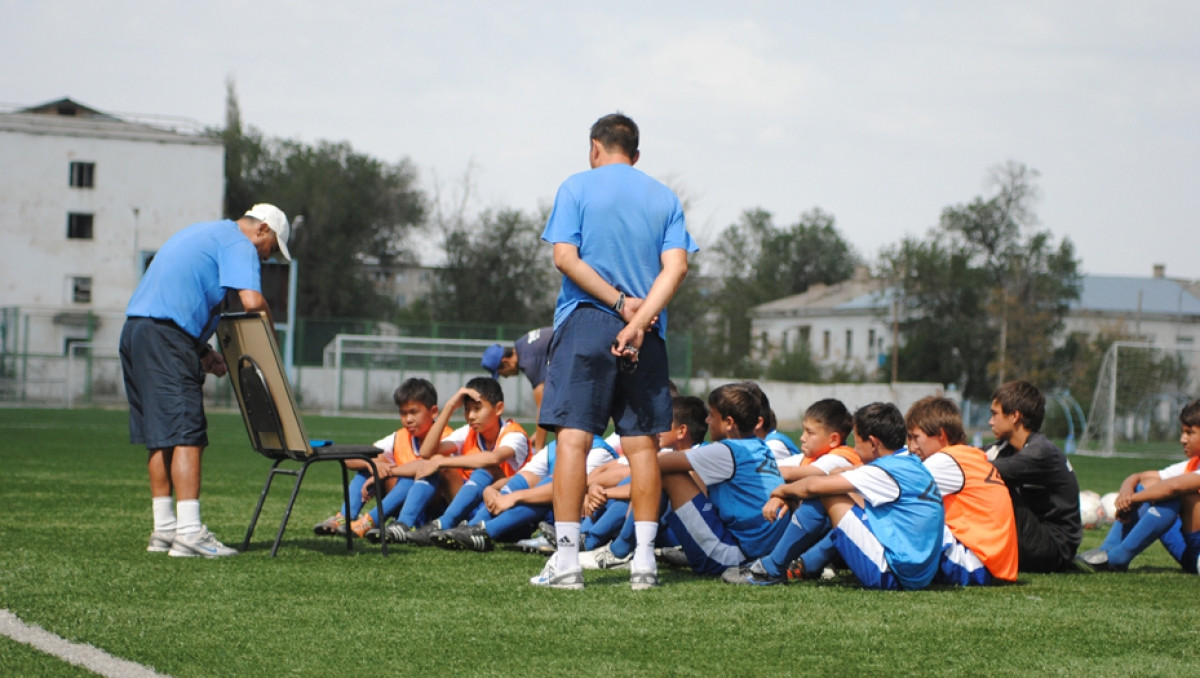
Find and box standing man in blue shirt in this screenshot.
[532,113,698,590]
[120,204,290,558]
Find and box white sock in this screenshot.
[633,521,658,572]
[176,500,201,535]
[152,497,176,532]
[555,522,581,571]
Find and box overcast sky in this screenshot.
[4,1,1199,278]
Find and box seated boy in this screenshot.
[728,403,944,591]
[633,383,788,577]
[724,398,859,583]
[314,378,441,536]
[740,382,796,462]
[432,435,618,551]
[1076,398,1200,572]
[579,395,708,569]
[986,380,1082,573]
[383,377,530,545]
[906,396,1019,585]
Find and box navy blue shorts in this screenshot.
[120,317,209,450]
[538,305,672,437]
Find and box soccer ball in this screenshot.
[1079,490,1104,529]
[1100,492,1119,524]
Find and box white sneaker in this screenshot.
[515,534,556,554]
[630,568,660,591]
[147,530,175,553]
[529,557,584,590]
[168,527,238,558]
[579,544,632,570]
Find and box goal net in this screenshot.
[1077,342,1200,458]
[321,334,536,416]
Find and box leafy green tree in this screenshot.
[221,83,426,320]
[881,162,1081,398]
[696,208,857,377]
[430,207,556,327]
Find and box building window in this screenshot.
[67,213,94,239]
[69,162,95,188]
[822,330,831,359]
[845,330,853,358]
[71,277,92,304]
[868,329,877,357]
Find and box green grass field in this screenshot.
[2,407,1199,677]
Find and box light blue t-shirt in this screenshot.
[126,219,262,340]
[541,163,698,338]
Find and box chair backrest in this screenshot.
[216,312,313,461]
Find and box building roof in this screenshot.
[751,273,1200,319]
[1,98,218,145]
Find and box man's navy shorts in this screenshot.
[120,317,209,450]
[538,305,672,437]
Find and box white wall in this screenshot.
[0,118,224,354]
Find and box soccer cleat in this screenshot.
[348,514,376,539]
[537,520,556,545]
[1074,548,1108,573]
[436,525,494,552]
[514,534,556,554]
[404,521,441,547]
[168,527,238,558]
[655,545,690,569]
[380,522,413,543]
[784,558,806,581]
[529,557,584,590]
[313,514,346,536]
[579,544,632,570]
[147,529,175,553]
[720,560,785,585]
[629,569,660,590]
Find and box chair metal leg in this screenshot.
[243,458,287,550]
[271,460,312,557]
[339,461,354,552]
[367,460,389,557]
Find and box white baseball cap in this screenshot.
[244,203,292,262]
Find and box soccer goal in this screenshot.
[322,333,536,415]
[1077,342,1200,458]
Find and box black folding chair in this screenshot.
[216,311,388,557]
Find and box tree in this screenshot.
[881,161,1081,398]
[692,208,857,377]
[430,207,556,327]
[221,83,426,320]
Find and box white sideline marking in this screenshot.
[0,609,172,678]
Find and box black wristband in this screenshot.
[612,292,625,313]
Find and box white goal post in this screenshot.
[1077,341,1200,458]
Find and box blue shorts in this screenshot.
[665,493,745,575]
[538,305,672,437]
[935,527,994,587]
[832,506,902,591]
[120,317,208,450]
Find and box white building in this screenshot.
[0,98,224,356]
[749,265,1200,381]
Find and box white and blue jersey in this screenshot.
[687,437,787,558]
[842,451,945,590]
[765,430,800,460]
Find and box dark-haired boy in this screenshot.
[315,378,445,538]
[1076,398,1200,573]
[649,383,787,577]
[906,396,1019,585]
[384,377,529,544]
[727,398,861,583]
[727,403,944,590]
[987,380,1082,573]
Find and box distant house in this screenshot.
[358,255,437,309]
[0,98,224,355]
[748,265,1200,380]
